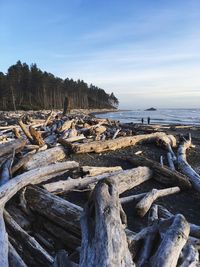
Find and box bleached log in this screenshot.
[22,146,66,171]
[120,192,146,204]
[0,138,26,158]
[17,120,33,143]
[150,214,190,267]
[70,132,176,154]
[167,152,175,170]
[8,241,27,267]
[158,204,200,239]
[4,210,53,266]
[136,205,159,267]
[126,155,191,189]
[25,186,82,236]
[79,178,134,267]
[44,110,53,127]
[177,135,200,192]
[135,186,180,217]
[0,161,79,207]
[11,154,33,174]
[179,244,199,267]
[29,126,45,147]
[43,166,153,194]
[58,120,74,132]
[59,135,86,144]
[81,165,122,176]
[0,208,8,267]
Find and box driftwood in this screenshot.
[0,161,79,207]
[179,244,199,267]
[0,138,26,158]
[53,250,78,267]
[25,186,82,236]
[4,210,54,266]
[11,154,34,174]
[69,132,176,154]
[79,178,134,267]
[150,214,190,267]
[81,165,122,176]
[58,135,85,144]
[0,208,8,267]
[58,120,74,132]
[12,127,21,139]
[43,166,153,194]
[8,241,27,267]
[17,120,33,144]
[29,126,45,147]
[136,205,159,267]
[22,146,66,171]
[135,186,181,217]
[158,204,200,239]
[177,135,200,192]
[126,155,191,189]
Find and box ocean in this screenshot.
[95,109,200,125]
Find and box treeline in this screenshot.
[0,61,119,111]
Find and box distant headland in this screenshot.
[145,107,157,111]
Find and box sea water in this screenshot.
[96,109,200,125]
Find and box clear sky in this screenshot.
[1,0,200,109]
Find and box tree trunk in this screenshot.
[70,132,176,154]
[79,178,134,267]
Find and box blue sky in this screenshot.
[1,0,200,108]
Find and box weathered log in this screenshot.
[58,135,85,144]
[70,132,176,154]
[79,178,134,267]
[25,186,82,236]
[29,126,45,147]
[167,152,175,170]
[120,192,146,204]
[43,166,153,195]
[0,161,79,207]
[0,157,13,186]
[179,244,199,267]
[126,155,191,189]
[137,205,159,267]
[43,220,81,250]
[22,146,66,171]
[158,204,200,239]
[58,120,74,132]
[4,210,54,266]
[17,120,33,143]
[12,128,21,139]
[150,214,190,267]
[0,208,8,267]
[135,186,180,217]
[0,138,26,158]
[81,165,122,176]
[44,110,53,127]
[11,154,34,174]
[8,241,27,267]
[177,135,200,192]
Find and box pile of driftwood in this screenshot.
[0,110,200,266]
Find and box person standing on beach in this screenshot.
[147,117,150,124]
[141,118,144,124]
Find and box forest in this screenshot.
[0,61,119,111]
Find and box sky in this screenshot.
[0,0,200,109]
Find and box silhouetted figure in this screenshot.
[147,117,150,125]
[141,118,144,124]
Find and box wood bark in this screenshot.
[79,178,134,267]
[0,138,26,158]
[70,132,176,154]
[43,166,153,195]
[22,146,66,171]
[150,214,190,267]
[177,136,200,192]
[0,161,79,207]
[135,186,180,217]
[4,210,53,266]
[126,155,191,189]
